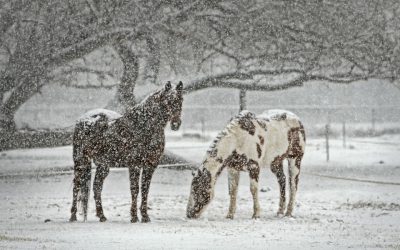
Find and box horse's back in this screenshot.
[73,109,122,162]
[258,109,299,123]
[258,109,303,132]
[77,109,122,125]
[256,109,305,164]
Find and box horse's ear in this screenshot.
[165,81,171,91]
[176,81,183,92]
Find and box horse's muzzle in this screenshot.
[186,209,197,219]
[170,120,181,131]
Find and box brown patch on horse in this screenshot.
[270,154,286,206]
[287,127,304,159]
[258,135,264,145]
[256,143,262,158]
[224,150,259,180]
[248,159,260,182]
[294,157,302,189]
[237,117,255,136]
[271,154,286,173]
[270,113,287,121]
[224,150,249,171]
[287,126,305,190]
[216,157,224,163]
[256,119,268,130]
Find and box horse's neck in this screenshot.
[204,134,235,183]
[123,102,168,130]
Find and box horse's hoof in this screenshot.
[141,216,151,223]
[226,214,234,220]
[131,217,139,223]
[99,216,107,222]
[285,212,293,217]
[69,215,77,222]
[252,214,260,219]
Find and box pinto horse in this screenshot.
[70,81,183,223]
[187,110,305,219]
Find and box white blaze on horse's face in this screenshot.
[163,81,183,131]
[186,167,213,219]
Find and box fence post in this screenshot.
[200,117,205,139]
[342,121,346,148]
[371,108,376,134]
[325,124,330,162]
[239,89,246,112]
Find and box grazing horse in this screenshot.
[187,110,305,219]
[69,81,183,223]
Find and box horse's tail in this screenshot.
[72,122,92,222]
[299,121,306,143]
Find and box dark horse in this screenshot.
[69,81,183,223]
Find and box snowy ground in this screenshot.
[0,135,399,249]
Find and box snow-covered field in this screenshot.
[0,135,399,249]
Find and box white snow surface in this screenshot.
[0,134,399,249]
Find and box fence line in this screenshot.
[2,164,399,186]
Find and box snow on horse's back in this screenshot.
[77,109,122,126]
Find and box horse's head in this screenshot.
[160,81,183,131]
[186,167,213,219]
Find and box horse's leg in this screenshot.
[226,168,240,219]
[248,163,261,219]
[129,166,141,223]
[70,158,90,222]
[286,156,302,217]
[93,165,110,222]
[271,158,286,215]
[140,166,156,223]
[69,164,81,222]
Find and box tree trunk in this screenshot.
[114,42,139,109]
[0,67,44,153]
[239,89,246,112]
[0,71,43,127]
[0,86,17,150]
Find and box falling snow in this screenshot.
[1,1,400,249]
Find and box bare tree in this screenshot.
[180,0,400,93]
[1,0,399,137]
[0,0,229,132]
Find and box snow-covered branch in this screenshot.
[57,66,115,78]
[184,68,396,94]
[46,27,141,68]
[184,69,307,93]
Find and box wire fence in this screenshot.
[181,105,400,138]
[18,104,400,140]
[2,161,399,186]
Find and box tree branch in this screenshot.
[59,83,117,90]
[57,66,115,78]
[184,74,308,93]
[158,25,241,67]
[45,27,142,68]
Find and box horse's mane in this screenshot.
[122,89,162,119]
[136,89,162,111]
[206,110,256,156]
